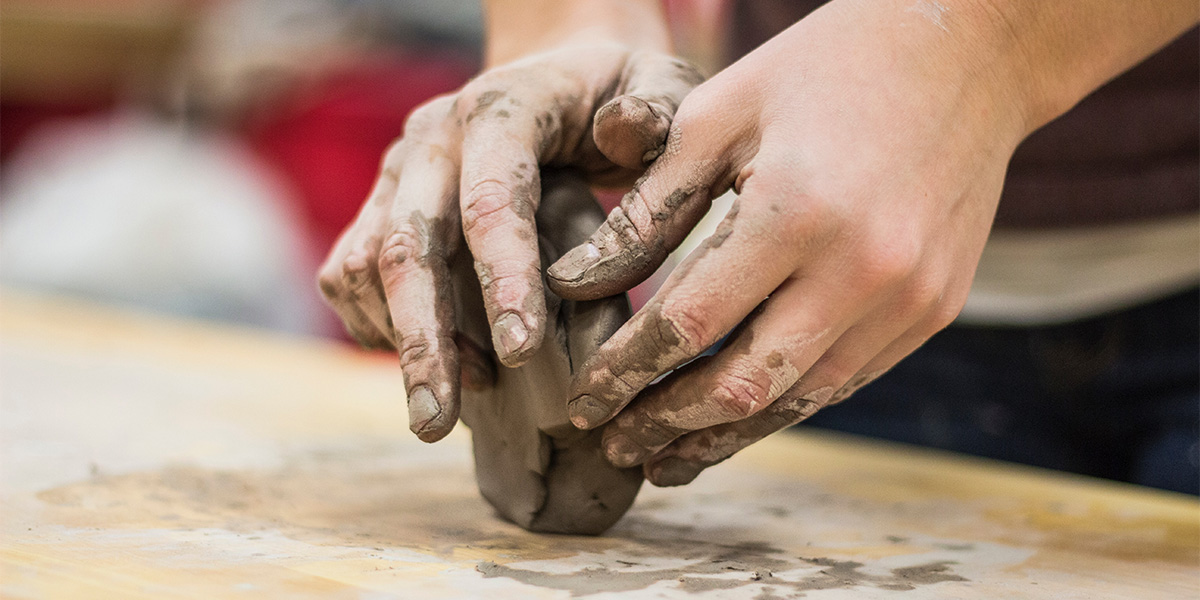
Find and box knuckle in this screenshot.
[624,410,680,447]
[455,82,514,124]
[378,220,430,272]
[893,275,943,321]
[710,371,773,419]
[404,95,454,136]
[378,139,407,172]
[755,187,841,247]
[610,201,655,253]
[928,291,967,332]
[657,301,718,356]
[857,239,921,289]
[340,252,374,290]
[476,257,539,294]
[461,178,518,236]
[395,329,443,367]
[316,266,343,301]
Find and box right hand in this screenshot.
[317,43,703,442]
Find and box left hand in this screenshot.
[545,0,1034,486]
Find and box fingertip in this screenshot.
[408,385,459,443]
[547,242,644,301]
[603,431,650,468]
[567,394,610,430]
[491,311,542,368]
[645,455,703,487]
[594,95,671,170]
[546,242,603,296]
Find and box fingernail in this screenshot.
[568,394,608,429]
[604,433,648,468]
[548,243,601,283]
[492,313,528,358]
[407,386,440,434]
[648,456,703,487]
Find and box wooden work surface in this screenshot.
[2,292,1197,599]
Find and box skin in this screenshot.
[319,0,1198,477]
[548,0,1199,485]
[317,0,702,442]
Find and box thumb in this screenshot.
[547,120,729,301]
[593,52,704,170]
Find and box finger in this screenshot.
[316,150,405,349]
[317,273,392,349]
[599,272,857,468]
[640,289,962,486]
[593,53,704,169]
[639,348,888,489]
[341,241,394,339]
[565,197,808,430]
[379,132,465,442]
[826,290,966,406]
[547,115,732,301]
[457,89,546,368]
[640,384,823,487]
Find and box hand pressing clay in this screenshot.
[452,169,642,535]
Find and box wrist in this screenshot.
[483,0,671,68]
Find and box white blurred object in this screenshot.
[0,112,327,335]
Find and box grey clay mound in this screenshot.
[452,169,643,535]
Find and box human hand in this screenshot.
[547,0,1035,485]
[317,42,702,442]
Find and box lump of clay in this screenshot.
[452,169,642,535]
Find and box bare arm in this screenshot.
[484,0,671,66]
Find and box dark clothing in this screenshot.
[803,288,1200,495]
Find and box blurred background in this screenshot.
[0,0,730,340]
[0,0,485,336]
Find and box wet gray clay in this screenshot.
[453,169,642,535]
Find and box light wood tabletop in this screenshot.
[2,292,1196,599]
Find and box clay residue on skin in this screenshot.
[464,162,544,367]
[567,301,702,428]
[547,127,721,300]
[376,210,460,442]
[761,351,801,406]
[465,90,511,124]
[593,95,670,169]
[830,369,888,405]
[379,210,435,268]
[641,383,832,486]
[704,199,741,249]
[477,552,967,597]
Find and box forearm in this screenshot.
[901,0,1198,135]
[483,0,671,67]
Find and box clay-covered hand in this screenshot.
[547,2,1035,484]
[317,43,702,442]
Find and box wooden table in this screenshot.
[2,292,1196,599]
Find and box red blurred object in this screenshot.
[246,51,475,258]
